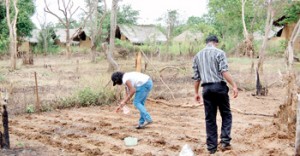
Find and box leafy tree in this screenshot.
[0,0,34,37]
[117,4,139,25]
[187,16,204,26]
[0,0,35,52]
[207,0,266,39]
[279,2,300,25]
[101,4,140,40]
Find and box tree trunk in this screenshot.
[6,0,19,71]
[296,94,300,155]
[256,0,273,96]
[91,44,97,62]
[66,27,71,58]
[43,32,48,55]
[89,0,107,63]
[241,0,254,58]
[257,0,273,74]
[2,105,10,149]
[107,0,119,71]
[90,0,98,63]
[272,18,300,155]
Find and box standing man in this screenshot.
[192,35,238,154]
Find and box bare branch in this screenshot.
[57,0,65,17]
[69,3,79,20]
[80,3,97,29]
[66,0,71,10]
[44,0,67,27]
[12,0,18,30]
[5,0,11,28]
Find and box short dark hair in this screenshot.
[205,35,219,44]
[111,71,124,86]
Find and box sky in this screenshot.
[32,0,208,28]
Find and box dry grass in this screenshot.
[0,53,293,114]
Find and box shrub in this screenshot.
[26,104,35,113]
[78,87,98,107]
[54,87,117,109]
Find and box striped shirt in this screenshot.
[192,44,229,84]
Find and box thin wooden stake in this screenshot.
[136,51,142,72]
[34,72,41,112]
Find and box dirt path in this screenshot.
[2,88,294,156]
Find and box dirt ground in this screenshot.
[0,54,296,155]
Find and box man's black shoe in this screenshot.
[220,143,232,151]
[209,149,217,154]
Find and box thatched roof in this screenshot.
[118,24,167,44]
[253,26,284,40]
[273,16,287,27]
[53,28,89,44]
[173,30,203,42]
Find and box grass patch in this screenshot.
[55,87,116,109]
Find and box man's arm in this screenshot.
[222,71,238,98]
[192,56,202,103]
[121,81,135,105]
[194,80,202,103]
[116,81,136,112]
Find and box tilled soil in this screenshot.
[2,88,294,156]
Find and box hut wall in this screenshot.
[80,37,91,48]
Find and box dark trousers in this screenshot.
[202,82,232,151]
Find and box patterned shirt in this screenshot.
[192,44,229,84]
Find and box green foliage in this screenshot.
[0,0,35,52]
[115,39,135,52]
[101,4,140,37]
[0,37,8,54]
[266,39,287,56]
[55,87,116,109]
[0,73,6,83]
[117,5,139,25]
[34,24,62,54]
[78,87,99,106]
[187,16,204,26]
[280,2,300,25]
[207,0,266,38]
[16,0,35,37]
[26,104,35,113]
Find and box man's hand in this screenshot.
[233,87,238,98]
[115,105,122,113]
[195,94,203,104]
[115,101,126,113]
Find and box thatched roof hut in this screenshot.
[173,30,203,42]
[54,28,91,48]
[269,15,300,51]
[116,24,167,44]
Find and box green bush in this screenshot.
[78,87,98,107]
[0,38,9,55]
[266,39,286,56]
[0,74,6,83]
[54,87,117,109]
[26,105,35,113]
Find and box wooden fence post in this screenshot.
[34,72,41,112]
[136,51,142,72]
